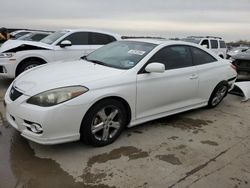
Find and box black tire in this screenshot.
[16,60,43,76]
[207,82,228,108]
[80,99,128,147]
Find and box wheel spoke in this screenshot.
[109,121,120,130]
[97,108,108,121]
[102,127,110,141]
[92,122,104,134]
[108,109,118,121]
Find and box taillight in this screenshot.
[231,64,237,71]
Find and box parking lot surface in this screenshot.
[0,78,250,188]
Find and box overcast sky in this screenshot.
[1,0,250,41]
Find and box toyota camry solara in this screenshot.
[4,39,237,146]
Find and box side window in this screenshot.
[211,40,218,49]
[219,41,226,48]
[148,45,193,70]
[62,32,88,45]
[200,39,210,48]
[191,47,217,65]
[89,32,116,45]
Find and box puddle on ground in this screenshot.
[174,145,187,150]
[87,146,149,167]
[0,122,115,188]
[156,154,182,165]
[142,115,213,133]
[168,136,179,140]
[201,140,219,146]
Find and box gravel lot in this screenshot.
[0,78,250,188]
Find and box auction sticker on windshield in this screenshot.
[128,50,146,56]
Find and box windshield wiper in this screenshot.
[82,56,107,66]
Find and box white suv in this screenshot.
[0,29,121,78]
[182,36,227,59]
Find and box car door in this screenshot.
[53,32,92,61]
[88,32,117,52]
[136,45,199,119]
[190,46,220,102]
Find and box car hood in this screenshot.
[13,60,126,96]
[232,52,250,60]
[0,40,53,53]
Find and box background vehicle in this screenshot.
[0,29,121,78]
[182,36,227,58]
[17,31,52,41]
[227,46,249,59]
[0,31,52,51]
[5,40,237,146]
[10,30,37,39]
[230,48,250,76]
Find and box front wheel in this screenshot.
[207,82,228,108]
[16,60,43,76]
[80,99,128,147]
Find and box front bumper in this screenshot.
[4,86,89,145]
[0,58,17,78]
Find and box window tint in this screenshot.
[191,47,217,65]
[201,39,210,48]
[63,32,88,45]
[219,41,226,48]
[211,40,218,49]
[30,34,48,41]
[89,32,116,45]
[148,46,193,70]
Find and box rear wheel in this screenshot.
[208,82,228,108]
[80,99,127,146]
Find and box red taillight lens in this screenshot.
[231,64,237,71]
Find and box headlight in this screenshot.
[27,86,88,107]
[0,53,14,58]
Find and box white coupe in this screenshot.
[5,39,237,146]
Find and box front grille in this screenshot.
[9,86,23,101]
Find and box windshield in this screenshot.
[181,38,201,44]
[40,31,68,45]
[18,33,33,40]
[85,41,157,69]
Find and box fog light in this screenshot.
[23,120,43,134]
[30,123,43,134]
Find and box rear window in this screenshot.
[211,40,218,49]
[89,32,116,45]
[219,41,226,48]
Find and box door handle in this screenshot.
[189,74,198,79]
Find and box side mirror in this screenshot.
[202,44,208,48]
[145,63,165,73]
[60,40,72,48]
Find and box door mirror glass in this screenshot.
[145,63,165,73]
[60,40,72,48]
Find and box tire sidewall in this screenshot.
[80,99,127,147]
[17,61,42,76]
[208,82,228,108]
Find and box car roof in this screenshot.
[61,29,121,38]
[124,38,200,46]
